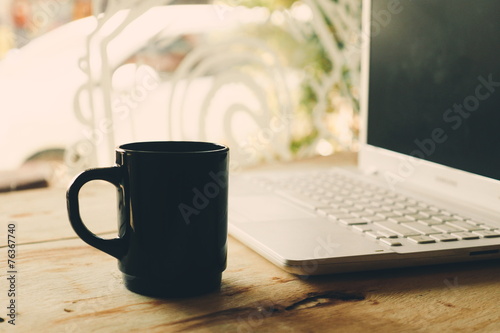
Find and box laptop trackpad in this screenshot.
[230,195,314,222]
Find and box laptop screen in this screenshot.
[367,0,500,181]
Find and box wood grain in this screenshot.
[1,231,499,332]
[0,180,117,247]
[0,153,499,332]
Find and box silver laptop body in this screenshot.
[228,0,500,275]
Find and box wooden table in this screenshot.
[0,153,499,332]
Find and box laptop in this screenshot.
[228,0,500,275]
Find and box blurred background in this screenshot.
[0,0,361,191]
[0,0,90,53]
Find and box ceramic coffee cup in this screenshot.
[66,141,229,297]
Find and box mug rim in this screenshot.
[117,141,229,154]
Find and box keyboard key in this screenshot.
[380,205,399,213]
[377,212,400,219]
[416,201,430,209]
[475,222,499,231]
[402,222,442,234]
[339,218,369,225]
[393,209,415,216]
[353,225,372,232]
[360,215,387,222]
[430,234,458,242]
[438,210,453,216]
[353,211,377,218]
[472,230,500,238]
[406,213,432,221]
[389,216,414,223]
[407,235,436,244]
[355,198,373,205]
[418,209,435,217]
[347,205,366,213]
[366,207,388,214]
[392,202,408,210]
[432,224,462,233]
[447,220,485,232]
[374,221,421,237]
[366,231,384,239]
[451,232,480,240]
[393,195,410,202]
[342,200,357,207]
[380,238,403,246]
[431,215,457,222]
[418,219,443,226]
[404,206,420,213]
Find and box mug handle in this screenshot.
[66,166,127,259]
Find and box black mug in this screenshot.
[66,141,229,297]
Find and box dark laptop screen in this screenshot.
[367,0,500,180]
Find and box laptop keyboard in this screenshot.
[256,170,500,246]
